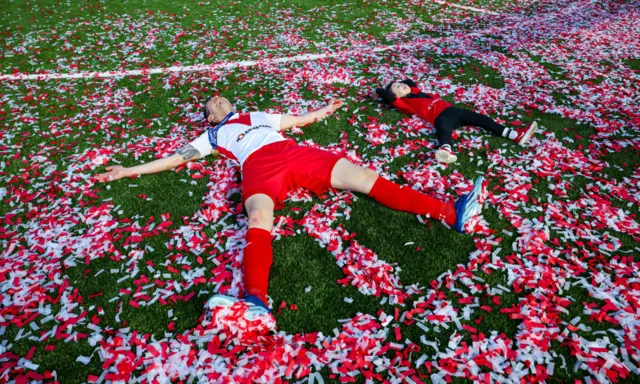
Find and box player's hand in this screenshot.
[327,98,344,113]
[371,89,379,99]
[95,165,129,182]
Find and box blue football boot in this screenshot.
[206,294,271,321]
[452,176,485,234]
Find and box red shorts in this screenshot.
[242,140,342,210]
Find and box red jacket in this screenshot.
[377,80,452,125]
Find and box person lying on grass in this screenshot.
[373,78,538,164]
[95,95,485,322]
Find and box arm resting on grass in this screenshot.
[279,98,343,131]
[95,144,217,182]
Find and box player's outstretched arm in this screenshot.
[95,144,209,182]
[279,98,343,130]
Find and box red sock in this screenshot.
[368,177,456,226]
[242,228,273,306]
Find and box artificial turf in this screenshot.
[1,0,639,382]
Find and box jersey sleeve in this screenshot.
[258,112,283,131]
[390,97,415,115]
[189,130,214,158]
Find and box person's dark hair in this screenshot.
[384,81,395,93]
[375,81,397,104]
[203,95,216,126]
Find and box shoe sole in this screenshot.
[436,150,458,163]
[518,122,538,147]
[207,294,238,309]
[206,294,270,321]
[470,177,485,216]
[456,177,484,232]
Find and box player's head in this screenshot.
[386,81,411,98]
[203,95,234,125]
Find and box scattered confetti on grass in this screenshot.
[1,0,639,382]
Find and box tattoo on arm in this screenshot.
[177,144,201,161]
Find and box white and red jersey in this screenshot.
[189,112,286,166]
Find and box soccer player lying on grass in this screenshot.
[95,95,485,321]
[373,79,538,164]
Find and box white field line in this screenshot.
[431,0,500,15]
[0,1,504,82]
[0,40,443,82]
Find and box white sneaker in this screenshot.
[436,146,458,163]
[514,121,538,146]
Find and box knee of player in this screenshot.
[248,209,272,228]
[360,168,378,184]
[352,168,378,194]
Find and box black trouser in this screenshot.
[433,106,506,148]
